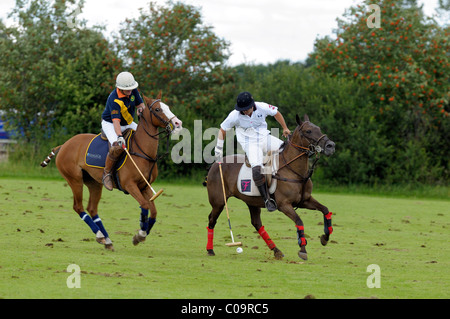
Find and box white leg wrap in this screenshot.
[138,230,147,238]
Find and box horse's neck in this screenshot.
[133,124,159,157]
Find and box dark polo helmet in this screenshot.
[235,91,255,111]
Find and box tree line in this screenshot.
[0,0,448,186]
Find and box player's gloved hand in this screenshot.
[214,138,224,162]
[117,136,126,148]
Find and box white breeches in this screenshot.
[238,133,283,168]
[101,120,137,145]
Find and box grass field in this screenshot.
[0,177,448,299]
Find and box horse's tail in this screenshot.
[40,145,62,168]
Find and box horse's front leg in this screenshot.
[301,196,333,246]
[126,184,157,246]
[278,203,308,260]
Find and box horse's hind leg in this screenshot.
[206,203,224,256]
[248,204,284,260]
[60,168,105,245]
[85,179,114,251]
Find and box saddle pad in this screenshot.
[237,153,278,196]
[85,133,128,170]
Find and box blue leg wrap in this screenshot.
[147,217,156,235]
[92,214,109,238]
[140,207,156,235]
[140,207,149,232]
[80,212,100,234]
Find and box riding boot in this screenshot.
[252,166,277,212]
[102,142,123,191]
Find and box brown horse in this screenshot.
[41,92,180,251]
[205,114,335,260]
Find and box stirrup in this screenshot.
[264,198,277,212]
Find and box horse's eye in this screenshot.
[155,108,161,112]
[306,130,312,134]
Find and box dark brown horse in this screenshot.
[206,114,335,260]
[41,92,181,251]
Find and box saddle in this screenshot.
[236,151,280,196]
[85,129,133,169]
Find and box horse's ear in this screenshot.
[296,114,302,126]
[304,114,310,122]
[157,90,162,100]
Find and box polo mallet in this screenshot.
[218,162,242,247]
[122,144,163,201]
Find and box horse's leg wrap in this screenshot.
[296,225,307,247]
[92,214,109,238]
[324,212,333,235]
[147,218,156,235]
[140,207,149,233]
[206,227,214,251]
[80,212,100,234]
[140,207,156,235]
[258,226,276,249]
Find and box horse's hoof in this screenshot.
[105,244,114,251]
[96,237,106,245]
[273,247,284,260]
[132,232,146,246]
[320,234,329,246]
[95,231,106,245]
[207,249,215,256]
[298,251,308,260]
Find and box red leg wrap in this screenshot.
[258,226,276,249]
[300,237,307,246]
[295,225,307,246]
[206,227,214,250]
[324,212,333,235]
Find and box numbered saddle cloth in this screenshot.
[236,152,279,196]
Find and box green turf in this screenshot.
[0,177,448,299]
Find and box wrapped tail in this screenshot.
[40,146,62,167]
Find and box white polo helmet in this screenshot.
[116,71,138,90]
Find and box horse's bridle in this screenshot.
[139,99,173,139]
[275,122,327,183]
[293,121,327,155]
[128,99,172,163]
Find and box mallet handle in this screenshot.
[219,162,243,247]
[122,145,163,201]
[218,163,230,221]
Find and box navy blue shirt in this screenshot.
[102,88,143,126]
